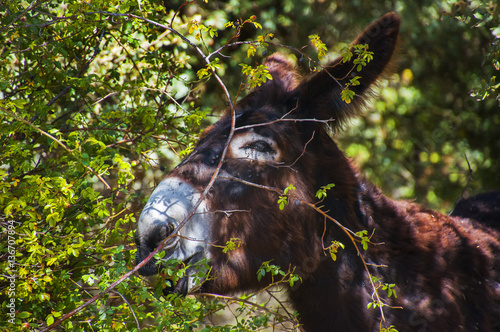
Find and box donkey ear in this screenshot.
[291,12,401,126]
[237,53,299,110]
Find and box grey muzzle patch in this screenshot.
[135,177,212,292]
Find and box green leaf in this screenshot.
[240,63,273,88]
[247,44,257,57]
[315,183,335,199]
[39,293,50,301]
[309,34,328,60]
[341,88,355,104]
[223,238,242,253]
[283,184,296,195]
[278,196,287,210]
[18,311,31,319]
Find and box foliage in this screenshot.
[222,238,242,254]
[325,240,345,261]
[308,34,327,60]
[0,0,498,331]
[315,183,335,200]
[256,261,301,288]
[278,184,296,210]
[240,64,273,89]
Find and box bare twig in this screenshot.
[195,293,289,320]
[265,289,298,326]
[170,1,196,27]
[282,131,315,170]
[235,116,333,131]
[112,291,141,331]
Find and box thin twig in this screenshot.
[194,293,290,321]
[265,289,297,326]
[0,0,47,33]
[235,117,333,131]
[170,1,196,27]
[80,7,233,110]
[448,153,474,216]
[40,234,166,331]
[282,131,315,170]
[111,291,141,331]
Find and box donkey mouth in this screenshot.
[163,275,189,296]
[161,254,208,296]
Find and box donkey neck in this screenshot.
[288,235,374,331]
[287,182,378,329]
[287,139,391,330]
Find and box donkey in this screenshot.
[135,13,500,331]
[451,191,500,231]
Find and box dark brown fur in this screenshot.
[137,13,500,331]
[451,191,500,230]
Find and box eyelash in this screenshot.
[244,140,274,153]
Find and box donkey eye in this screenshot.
[245,140,274,153]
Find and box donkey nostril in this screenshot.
[160,223,175,239]
[146,222,178,250]
[168,223,175,234]
[160,225,168,239]
[159,223,176,241]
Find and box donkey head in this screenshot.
[135,13,400,294]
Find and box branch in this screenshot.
[0,0,50,33]
[264,289,299,328]
[448,153,474,216]
[235,116,333,131]
[195,290,298,326]
[216,175,400,323]
[40,231,168,331]
[279,130,315,170]
[170,1,196,27]
[112,291,141,331]
[1,108,111,190]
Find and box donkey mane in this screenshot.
[135,13,500,332]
